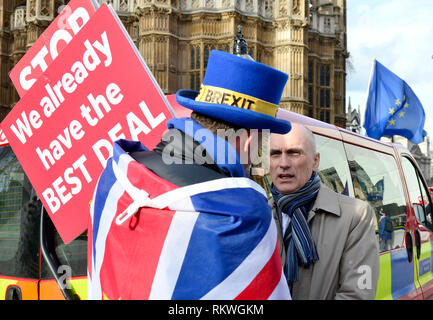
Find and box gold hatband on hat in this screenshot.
[195,85,279,117]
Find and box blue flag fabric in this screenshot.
[364,60,426,144]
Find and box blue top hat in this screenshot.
[176,50,291,134]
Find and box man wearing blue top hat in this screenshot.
[88,49,293,299]
[131,49,291,184]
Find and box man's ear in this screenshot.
[313,152,320,172]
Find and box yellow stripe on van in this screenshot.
[412,244,420,290]
[70,278,87,300]
[376,253,393,300]
[418,240,433,287]
[0,279,18,300]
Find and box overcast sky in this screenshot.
[346,0,433,144]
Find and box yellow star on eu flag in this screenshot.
[389,108,395,115]
[395,98,401,106]
[398,111,405,118]
[388,118,396,126]
[404,102,409,108]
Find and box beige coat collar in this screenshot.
[308,183,341,222]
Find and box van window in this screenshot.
[41,230,87,279]
[401,157,433,232]
[0,146,40,278]
[54,231,87,277]
[314,134,353,197]
[344,143,407,252]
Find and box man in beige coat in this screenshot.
[269,123,380,300]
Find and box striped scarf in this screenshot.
[271,172,321,285]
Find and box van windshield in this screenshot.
[0,145,40,278]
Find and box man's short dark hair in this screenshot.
[191,111,243,137]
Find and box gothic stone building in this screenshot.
[0,0,347,127]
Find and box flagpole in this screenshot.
[362,58,376,133]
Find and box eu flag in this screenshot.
[364,60,426,144]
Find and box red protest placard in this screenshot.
[0,94,183,150]
[1,3,175,243]
[9,0,98,97]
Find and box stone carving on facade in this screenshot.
[292,0,299,14]
[277,19,290,30]
[291,73,302,80]
[136,0,152,7]
[279,0,288,16]
[245,0,254,13]
[11,7,27,30]
[98,0,137,12]
[222,0,232,9]
[40,0,50,17]
[205,0,215,8]
[191,0,200,9]
[264,0,273,18]
[155,35,168,43]
[119,0,130,12]
[323,16,331,33]
[27,0,36,20]
[276,46,290,54]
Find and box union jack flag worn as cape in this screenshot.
[88,139,290,300]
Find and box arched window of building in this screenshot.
[190,45,201,91]
[195,47,200,69]
[204,46,210,67]
[190,47,195,70]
